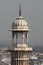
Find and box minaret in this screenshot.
[8,5,32,65]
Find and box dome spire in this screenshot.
[19,4,21,17]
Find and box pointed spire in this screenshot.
[19,4,21,17]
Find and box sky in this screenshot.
[0,0,43,46]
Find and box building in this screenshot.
[8,5,32,65]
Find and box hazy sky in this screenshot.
[0,0,43,46]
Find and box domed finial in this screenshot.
[19,4,21,17]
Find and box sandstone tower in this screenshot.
[8,5,32,65]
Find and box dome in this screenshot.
[12,16,29,30]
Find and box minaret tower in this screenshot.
[8,5,32,65]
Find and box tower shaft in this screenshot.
[11,51,29,65]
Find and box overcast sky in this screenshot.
[0,0,43,46]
